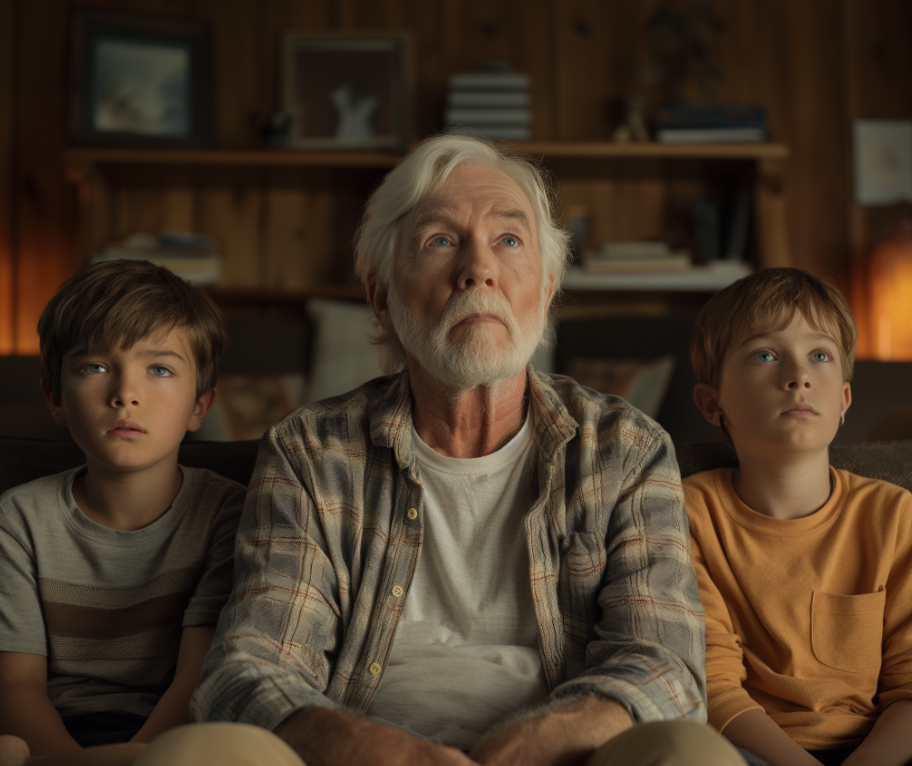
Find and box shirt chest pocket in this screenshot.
[810,590,885,677]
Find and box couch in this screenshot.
[2,437,910,498]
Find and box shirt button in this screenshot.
[369,662,382,676]
[391,585,403,598]
[407,508,418,520]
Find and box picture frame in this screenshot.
[282,30,412,150]
[853,120,912,206]
[68,8,215,147]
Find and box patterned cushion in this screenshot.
[2,437,910,496]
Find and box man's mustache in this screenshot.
[439,290,514,332]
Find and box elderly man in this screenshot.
[191,136,743,766]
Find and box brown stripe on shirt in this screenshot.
[49,624,182,662]
[42,590,191,640]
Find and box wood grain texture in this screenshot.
[0,0,14,353]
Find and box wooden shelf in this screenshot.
[503,141,789,160]
[66,146,402,169]
[204,285,366,305]
[561,261,752,292]
[65,141,789,172]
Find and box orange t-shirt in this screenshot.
[685,467,912,750]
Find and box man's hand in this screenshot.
[275,707,478,766]
[470,696,633,766]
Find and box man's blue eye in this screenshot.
[502,236,519,247]
[431,236,450,247]
[149,366,172,377]
[812,351,829,362]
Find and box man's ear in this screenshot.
[366,277,392,332]
[693,383,723,426]
[187,388,217,433]
[41,381,69,426]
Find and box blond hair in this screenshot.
[39,260,227,398]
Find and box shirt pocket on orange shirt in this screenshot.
[810,590,885,676]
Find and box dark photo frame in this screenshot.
[282,31,412,150]
[68,8,214,146]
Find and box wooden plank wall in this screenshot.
[2,0,911,354]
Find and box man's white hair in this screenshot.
[353,134,571,374]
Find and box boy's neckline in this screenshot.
[730,452,834,520]
[70,464,184,531]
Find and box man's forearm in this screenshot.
[274,706,475,766]
[842,699,912,766]
[471,695,634,766]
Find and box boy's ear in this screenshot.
[41,381,69,426]
[693,383,724,426]
[187,388,217,433]
[841,381,852,419]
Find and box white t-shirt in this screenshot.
[365,418,549,749]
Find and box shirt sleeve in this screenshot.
[0,496,48,656]
[551,426,707,723]
[685,480,764,731]
[191,425,345,730]
[182,474,246,628]
[877,485,912,710]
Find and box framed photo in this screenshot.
[68,8,214,146]
[282,31,412,150]
[854,120,912,206]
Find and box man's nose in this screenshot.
[457,237,496,290]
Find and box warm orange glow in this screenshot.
[869,236,912,360]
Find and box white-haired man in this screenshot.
[192,136,745,766]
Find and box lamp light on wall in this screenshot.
[869,223,912,361]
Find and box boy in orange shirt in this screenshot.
[685,268,912,766]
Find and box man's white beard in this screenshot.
[387,284,546,392]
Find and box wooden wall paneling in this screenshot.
[0,0,14,354]
[554,0,666,141]
[15,0,79,353]
[843,0,912,355]
[438,0,555,140]
[198,166,263,289]
[113,166,196,238]
[195,0,262,147]
[754,0,850,282]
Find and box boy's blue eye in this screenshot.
[811,351,829,362]
[755,351,774,362]
[149,366,172,377]
[84,363,107,374]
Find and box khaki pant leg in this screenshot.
[133,723,306,766]
[586,720,747,766]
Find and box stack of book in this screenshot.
[92,231,222,284]
[654,102,767,143]
[582,241,691,273]
[444,70,532,141]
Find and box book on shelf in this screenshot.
[449,71,530,90]
[596,241,673,260]
[444,108,532,125]
[654,101,767,130]
[448,91,530,108]
[657,127,767,143]
[581,251,691,273]
[92,231,222,284]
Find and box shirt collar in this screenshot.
[369,366,579,471]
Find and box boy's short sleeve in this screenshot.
[181,470,245,628]
[0,495,50,656]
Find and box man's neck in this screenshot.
[409,365,529,459]
[731,448,832,520]
[72,458,183,531]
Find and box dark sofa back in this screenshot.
[1,437,910,497]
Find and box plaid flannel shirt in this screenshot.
[192,368,706,730]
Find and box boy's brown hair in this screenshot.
[38,260,227,399]
[691,267,857,392]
